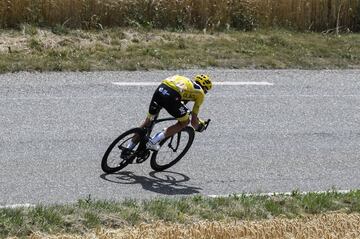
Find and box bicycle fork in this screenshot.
[168,132,181,152]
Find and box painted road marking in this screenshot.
[0,203,35,209]
[112,81,274,86]
[214,82,274,86]
[208,189,352,198]
[2,94,359,101]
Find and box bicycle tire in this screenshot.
[101,128,145,173]
[150,126,195,171]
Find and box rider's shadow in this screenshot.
[100,171,202,195]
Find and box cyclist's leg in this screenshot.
[147,84,190,145]
[148,103,189,149]
[143,90,162,128]
[163,103,190,138]
[126,88,162,149]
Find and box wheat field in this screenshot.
[29,213,360,239]
[256,0,360,31]
[0,0,359,31]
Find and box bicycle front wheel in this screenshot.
[101,128,145,173]
[150,126,195,171]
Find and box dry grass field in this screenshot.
[256,0,360,32]
[0,0,359,31]
[29,213,360,239]
[0,27,359,72]
[1,1,359,72]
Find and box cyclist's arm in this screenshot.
[191,92,204,115]
[191,112,207,132]
[191,112,200,129]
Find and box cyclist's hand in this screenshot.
[196,120,206,132]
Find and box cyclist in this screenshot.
[125,74,212,153]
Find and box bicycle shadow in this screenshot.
[100,171,202,195]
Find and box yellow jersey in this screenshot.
[162,75,205,115]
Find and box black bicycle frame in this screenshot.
[145,114,177,137]
[140,114,180,152]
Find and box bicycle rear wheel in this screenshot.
[101,128,145,173]
[150,126,195,171]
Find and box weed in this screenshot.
[299,192,337,214]
[52,24,69,35]
[21,24,38,36]
[264,199,285,216]
[28,38,43,51]
[143,198,178,222]
[84,211,100,228]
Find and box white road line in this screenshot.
[113,82,158,86]
[214,82,274,86]
[233,94,360,98]
[112,81,274,86]
[0,203,35,209]
[208,189,352,198]
[0,96,133,101]
[1,94,358,101]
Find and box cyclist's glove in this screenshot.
[196,121,206,132]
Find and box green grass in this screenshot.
[1,190,360,238]
[0,27,359,73]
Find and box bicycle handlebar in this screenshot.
[204,119,211,131]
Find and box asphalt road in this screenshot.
[1,69,359,205]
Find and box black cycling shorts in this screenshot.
[148,83,190,122]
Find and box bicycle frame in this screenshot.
[132,115,178,163]
[145,114,177,137]
[137,113,210,158]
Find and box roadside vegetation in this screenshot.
[1,190,360,238]
[0,0,359,73]
[0,27,359,73]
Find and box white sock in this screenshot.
[127,140,136,150]
[151,131,166,144]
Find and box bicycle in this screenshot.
[101,114,210,173]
